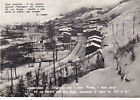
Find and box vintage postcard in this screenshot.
[0,0,140,98]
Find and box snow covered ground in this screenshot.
[0,34,85,94]
[55,0,140,97]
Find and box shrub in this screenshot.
[130,51,135,62]
[14,78,27,97]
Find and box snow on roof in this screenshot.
[86,42,101,48]
[88,35,102,39]
[87,38,102,43]
[88,25,97,28]
[59,27,72,32]
[62,32,71,35]
[83,29,96,33]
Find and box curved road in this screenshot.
[42,33,86,73]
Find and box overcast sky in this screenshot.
[0,0,122,25]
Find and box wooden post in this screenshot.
[75,63,78,83]
[116,23,118,36]
[28,45,30,67]
[14,67,17,79]
[10,65,13,94]
[112,23,114,34]
[32,35,35,66]
[88,54,89,63]
[122,23,125,36]
[0,71,2,80]
[38,61,42,86]
[7,69,9,82]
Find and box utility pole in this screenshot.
[27,36,30,67]
[55,45,57,61]
[75,57,79,83]
[53,47,56,85]
[112,23,120,71]
[112,23,119,49]
[132,16,136,34]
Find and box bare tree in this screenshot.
[47,21,57,85]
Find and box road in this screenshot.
[42,33,86,73]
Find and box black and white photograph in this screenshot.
[0,0,140,98]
